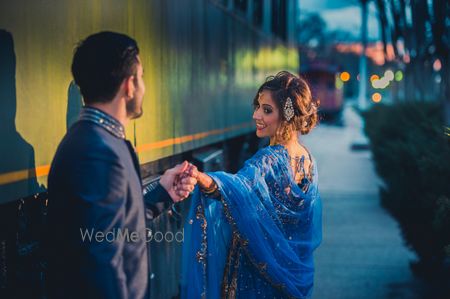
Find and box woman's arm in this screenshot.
[196,171,214,191]
[175,165,221,198]
[197,171,221,198]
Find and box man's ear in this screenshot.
[123,75,135,99]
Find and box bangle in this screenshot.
[200,180,218,194]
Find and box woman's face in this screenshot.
[252,90,281,139]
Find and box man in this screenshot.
[46,32,196,299]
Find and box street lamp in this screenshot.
[358,0,369,110]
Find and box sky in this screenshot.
[299,0,381,42]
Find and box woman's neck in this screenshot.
[270,133,300,154]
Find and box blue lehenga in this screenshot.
[181,144,322,299]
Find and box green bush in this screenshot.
[362,102,450,266]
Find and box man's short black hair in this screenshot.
[71,31,139,104]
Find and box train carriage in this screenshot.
[0,0,300,298]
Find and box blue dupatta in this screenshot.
[181,145,322,299]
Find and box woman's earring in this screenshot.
[282,124,291,142]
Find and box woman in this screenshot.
[180,71,322,299]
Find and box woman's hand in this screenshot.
[196,171,214,190]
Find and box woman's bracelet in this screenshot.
[200,180,218,194]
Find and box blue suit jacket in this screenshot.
[46,119,171,299]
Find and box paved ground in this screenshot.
[302,105,425,299]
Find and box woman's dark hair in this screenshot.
[253,71,319,142]
[71,31,139,104]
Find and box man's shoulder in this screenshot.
[49,121,128,186]
[67,120,116,142]
[55,121,123,162]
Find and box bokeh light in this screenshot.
[403,54,410,63]
[433,59,442,72]
[372,93,382,103]
[340,71,350,82]
[395,70,403,81]
[335,77,344,89]
[372,78,390,89]
[384,70,394,81]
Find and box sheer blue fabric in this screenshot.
[181,144,322,299]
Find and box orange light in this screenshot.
[340,72,350,82]
[372,93,382,103]
[370,74,379,82]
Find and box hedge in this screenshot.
[362,102,450,267]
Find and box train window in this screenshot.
[271,0,287,41]
[253,0,263,27]
[234,0,247,13]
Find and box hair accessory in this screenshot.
[284,97,295,121]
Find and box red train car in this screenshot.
[301,61,344,123]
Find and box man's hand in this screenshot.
[159,161,197,202]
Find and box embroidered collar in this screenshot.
[79,106,126,139]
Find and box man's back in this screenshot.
[44,31,196,299]
[46,116,148,299]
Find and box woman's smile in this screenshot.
[256,122,267,130]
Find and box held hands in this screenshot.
[173,163,199,199]
[177,166,214,194]
[174,165,214,195]
[159,161,198,202]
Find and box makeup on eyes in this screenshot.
[262,104,273,114]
